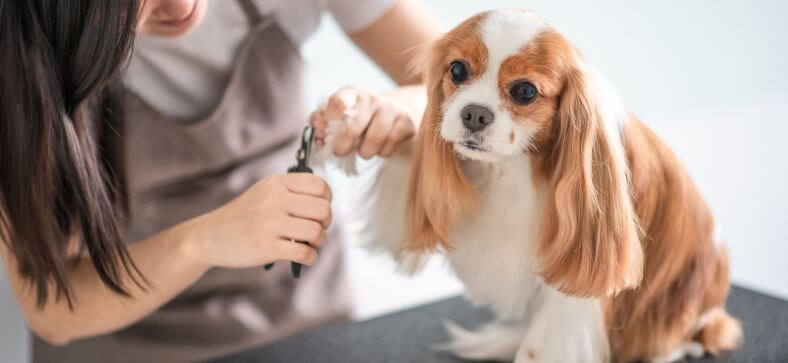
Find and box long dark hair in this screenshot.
[0,0,143,308]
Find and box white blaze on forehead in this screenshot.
[480,10,549,74]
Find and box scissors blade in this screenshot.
[302,126,315,168]
[295,126,315,172]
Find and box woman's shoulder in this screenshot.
[321,0,396,34]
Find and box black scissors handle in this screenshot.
[264,127,315,278]
[284,163,312,278]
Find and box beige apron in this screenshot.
[33,1,351,362]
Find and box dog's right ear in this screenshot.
[405,38,478,253]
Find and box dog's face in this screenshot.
[434,10,567,162]
[408,9,643,298]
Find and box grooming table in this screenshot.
[211,286,788,362]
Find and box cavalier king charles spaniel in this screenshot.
[315,8,741,363]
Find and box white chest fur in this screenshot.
[448,155,548,320]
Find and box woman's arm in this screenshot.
[1,173,332,346]
[311,0,443,154]
[0,225,205,346]
[349,0,444,85]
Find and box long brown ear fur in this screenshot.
[405,38,478,253]
[538,58,643,297]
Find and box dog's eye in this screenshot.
[450,61,469,85]
[509,81,538,105]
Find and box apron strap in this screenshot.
[236,0,265,26]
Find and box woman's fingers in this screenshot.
[284,173,332,202]
[274,240,319,266]
[358,109,395,159]
[327,89,375,156]
[285,193,332,228]
[331,124,361,157]
[312,87,358,148]
[379,115,415,157]
[315,86,416,158]
[277,217,327,248]
[309,110,326,146]
[324,87,359,120]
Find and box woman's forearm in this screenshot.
[2,220,208,346]
[2,172,331,346]
[349,0,445,85]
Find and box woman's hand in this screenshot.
[182,173,333,269]
[310,86,416,159]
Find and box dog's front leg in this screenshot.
[313,119,428,273]
[515,287,609,363]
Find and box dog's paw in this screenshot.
[516,326,607,363]
[514,295,608,363]
[439,320,526,361]
[649,341,705,363]
[310,98,358,175]
[311,119,358,175]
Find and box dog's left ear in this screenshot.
[537,56,643,297]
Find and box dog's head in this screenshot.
[407,9,642,297]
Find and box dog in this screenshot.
[314,8,742,363]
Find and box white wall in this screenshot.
[2,1,786,362]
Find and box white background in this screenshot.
[2,1,787,362]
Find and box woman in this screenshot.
[0,0,441,361]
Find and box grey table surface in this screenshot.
[210,286,788,363]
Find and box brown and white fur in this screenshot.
[315,9,741,363]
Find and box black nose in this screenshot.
[461,104,494,132]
